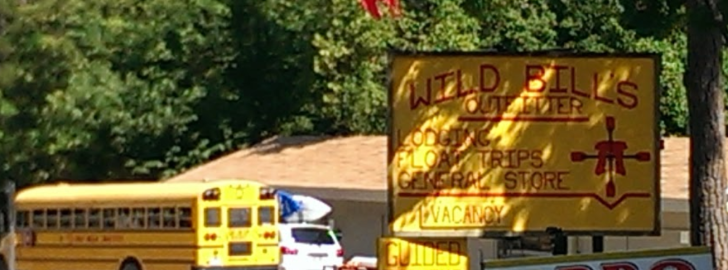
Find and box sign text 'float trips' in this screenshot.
[387,52,661,237]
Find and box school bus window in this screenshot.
[0,209,8,232]
[229,207,251,228]
[132,208,145,228]
[204,207,221,227]
[258,206,274,225]
[162,207,176,228]
[59,209,72,228]
[88,208,101,228]
[179,207,192,228]
[0,208,10,233]
[117,208,132,228]
[0,211,8,233]
[103,208,116,229]
[73,209,85,228]
[17,210,29,228]
[148,208,161,228]
[0,208,8,230]
[32,209,44,228]
[47,209,59,229]
[0,213,5,233]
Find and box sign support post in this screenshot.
[548,227,567,255]
[593,235,604,253]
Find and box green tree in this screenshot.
[1,0,724,186]
[0,0,232,185]
[465,0,557,51]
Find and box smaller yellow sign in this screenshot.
[378,237,468,270]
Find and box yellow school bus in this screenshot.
[0,181,16,270]
[14,179,280,270]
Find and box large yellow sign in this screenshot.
[388,52,661,236]
[378,237,468,270]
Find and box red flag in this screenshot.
[360,0,382,18]
[385,0,400,17]
[359,0,400,19]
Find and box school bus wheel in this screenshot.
[120,257,141,270]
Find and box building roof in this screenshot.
[165,135,705,202]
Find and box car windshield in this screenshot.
[291,227,335,245]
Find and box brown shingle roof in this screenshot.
[165,136,701,199]
[165,135,388,191]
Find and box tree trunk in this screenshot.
[685,0,728,268]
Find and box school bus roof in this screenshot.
[15,179,269,205]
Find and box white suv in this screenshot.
[278,223,344,270]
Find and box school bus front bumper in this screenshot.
[191,266,278,270]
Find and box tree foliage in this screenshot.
[0,0,726,186]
